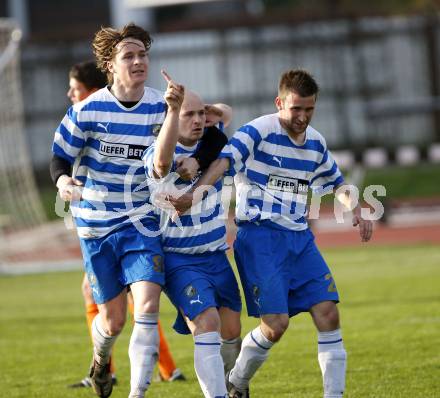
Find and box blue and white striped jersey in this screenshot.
[144,142,228,254]
[220,113,344,231]
[52,87,166,239]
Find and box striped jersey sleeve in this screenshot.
[310,147,344,195]
[219,123,263,176]
[52,105,87,164]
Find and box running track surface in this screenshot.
[1,217,440,266]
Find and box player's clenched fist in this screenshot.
[161,69,184,111]
[56,175,83,202]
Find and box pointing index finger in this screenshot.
[161,69,172,83]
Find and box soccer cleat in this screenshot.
[155,368,187,382]
[89,358,113,398]
[67,374,117,389]
[68,376,92,388]
[226,371,250,398]
[168,368,186,382]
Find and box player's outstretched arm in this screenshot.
[336,187,373,242]
[153,70,184,178]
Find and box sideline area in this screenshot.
[2,200,440,275]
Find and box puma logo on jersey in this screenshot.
[272,156,282,167]
[97,122,110,133]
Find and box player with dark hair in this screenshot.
[67,60,107,104]
[171,69,373,398]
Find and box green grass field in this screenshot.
[1,244,439,398]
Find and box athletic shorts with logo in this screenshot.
[80,220,164,304]
[234,222,339,317]
[163,250,242,334]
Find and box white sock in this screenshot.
[91,314,118,365]
[229,327,274,390]
[318,329,347,398]
[194,331,227,398]
[221,337,242,375]
[128,313,159,398]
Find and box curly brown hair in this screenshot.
[278,69,319,100]
[92,23,152,84]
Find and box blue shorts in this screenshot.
[80,221,164,304]
[163,250,242,335]
[233,223,339,318]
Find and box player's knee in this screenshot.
[104,316,126,336]
[221,321,241,340]
[316,303,340,330]
[220,309,241,340]
[269,323,289,342]
[193,308,220,334]
[263,318,289,342]
[325,310,340,330]
[137,299,160,314]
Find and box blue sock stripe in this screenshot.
[250,331,270,350]
[135,320,158,326]
[318,338,343,345]
[194,342,221,346]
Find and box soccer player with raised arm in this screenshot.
[171,69,373,398]
[50,23,226,398]
[144,88,241,398]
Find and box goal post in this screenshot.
[0,18,46,232]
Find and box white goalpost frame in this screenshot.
[0,18,46,233]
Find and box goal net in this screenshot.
[0,19,46,232]
[0,19,70,272]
